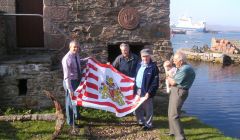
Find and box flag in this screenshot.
[71,58,145,117]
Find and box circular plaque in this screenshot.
[118,7,140,30]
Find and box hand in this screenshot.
[135,94,140,99]
[91,57,100,63]
[86,56,96,60]
[88,56,94,59]
[70,92,74,99]
[167,77,176,86]
[144,92,149,100]
[166,76,171,81]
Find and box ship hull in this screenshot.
[172,27,205,32]
[172,16,206,33]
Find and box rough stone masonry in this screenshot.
[0,0,172,109]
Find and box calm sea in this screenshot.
[171,32,240,139]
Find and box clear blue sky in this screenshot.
[170,0,240,27]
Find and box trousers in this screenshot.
[168,86,188,140]
[135,89,153,128]
[63,80,81,126]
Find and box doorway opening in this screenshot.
[107,43,144,63]
[18,79,27,96]
[16,0,44,48]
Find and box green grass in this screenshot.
[155,116,235,140]
[0,121,90,140]
[0,107,56,115]
[0,112,236,140]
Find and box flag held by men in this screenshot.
[71,58,145,117]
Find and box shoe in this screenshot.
[71,123,81,128]
[141,126,151,131]
[163,132,174,136]
[138,123,145,127]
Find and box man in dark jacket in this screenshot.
[112,43,139,78]
[135,48,160,130]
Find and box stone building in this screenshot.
[0,0,172,109]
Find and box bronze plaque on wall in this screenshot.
[118,7,140,30]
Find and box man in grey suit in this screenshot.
[166,51,196,140]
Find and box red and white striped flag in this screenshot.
[72,58,145,117]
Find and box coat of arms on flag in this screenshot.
[99,76,125,106]
[71,58,145,117]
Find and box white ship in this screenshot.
[171,16,206,32]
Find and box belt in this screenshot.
[172,85,188,91]
[178,87,189,91]
[71,79,81,82]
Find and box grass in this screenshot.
[0,107,56,115]
[155,116,235,140]
[0,107,236,140]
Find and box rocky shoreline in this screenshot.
[180,48,240,65]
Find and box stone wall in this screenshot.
[0,0,16,52]
[0,55,65,109]
[182,49,224,63]
[1,0,172,64]
[43,0,171,46]
[43,0,172,83]
[181,48,240,65]
[0,0,173,109]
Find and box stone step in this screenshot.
[0,54,53,64]
[9,47,58,55]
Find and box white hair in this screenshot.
[174,51,187,63]
[119,43,129,50]
[69,40,80,48]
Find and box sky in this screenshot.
[170,0,240,27]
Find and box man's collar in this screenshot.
[122,52,134,59]
[140,62,149,67]
[69,51,78,56]
[178,63,187,69]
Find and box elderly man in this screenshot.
[135,48,159,131]
[112,43,139,78]
[166,51,196,140]
[62,40,88,127]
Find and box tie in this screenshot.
[75,55,81,79]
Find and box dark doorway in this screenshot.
[108,44,144,63]
[18,79,27,96]
[16,0,44,48]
